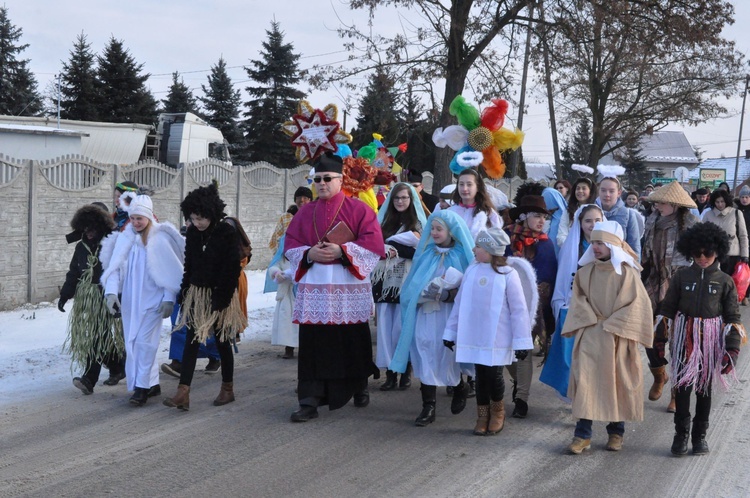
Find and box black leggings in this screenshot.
[179,327,234,385]
[674,383,712,423]
[475,364,505,405]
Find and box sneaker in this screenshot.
[103,371,126,386]
[161,360,181,378]
[568,437,591,455]
[204,358,221,374]
[606,434,623,451]
[73,377,94,395]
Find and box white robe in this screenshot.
[269,260,298,348]
[443,263,533,366]
[375,302,401,369]
[101,223,184,392]
[448,204,502,238]
[410,260,461,387]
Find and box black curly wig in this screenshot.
[708,188,733,209]
[180,181,227,222]
[513,182,546,205]
[675,222,730,261]
[71,204,116,234]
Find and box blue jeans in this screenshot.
[574,419,624,439]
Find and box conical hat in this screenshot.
[646,181,697,209]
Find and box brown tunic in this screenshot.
[562,260,654,421]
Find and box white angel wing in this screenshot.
[506,256,539,330]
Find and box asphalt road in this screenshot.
[2,311,750,497]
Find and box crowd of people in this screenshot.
[59,158,746,458]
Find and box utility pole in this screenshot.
[510,1,535,178]
[733,75,749,193]
[57,74,61,129]
[539,0,562,178]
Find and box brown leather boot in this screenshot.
[648,366,668,401]
[214,382,235,406]
[667,388,676,413]
[163,384,190,411]
[473,405,490,436]
[487,400,506,435]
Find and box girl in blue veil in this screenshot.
[390,209,474,426]
[540,204,605,399]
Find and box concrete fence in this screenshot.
[0,152,529,311]
[0,154,309,310]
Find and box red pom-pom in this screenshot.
[480,99,509,132]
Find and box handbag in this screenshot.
[733,261,750,302]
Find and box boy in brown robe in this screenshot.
[562,221,654,454]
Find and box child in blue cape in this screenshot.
[390,210,474,426]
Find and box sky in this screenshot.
[7,0,750,165]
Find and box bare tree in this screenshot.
[537,0,745,168]
[310,0,531,189]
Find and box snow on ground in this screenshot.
[0,270,276,407]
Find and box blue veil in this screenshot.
[389,209,475,373]
[542,187,568,257]
[263,233,287,294]
[377,182,428,229]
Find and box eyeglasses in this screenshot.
[313,175,341,183]
[691,250,715,258]
[393,196,411,202]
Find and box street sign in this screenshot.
[651,177,677,185]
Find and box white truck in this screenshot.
[0,112,230,166]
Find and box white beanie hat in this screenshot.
[127,194,155,223]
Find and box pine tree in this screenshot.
[619,141,649,191]
[399,84,434,173]
[243,21,306,166]
[96,36,157,124]
[560,117,592,181]
[201,57,243,157]
[354,68,400,146]
[0,6,42,115]
[162,72,198,114]
[59,32,99,121]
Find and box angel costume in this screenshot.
[267,236,298,350]
[101,196,185,395]
[562,221,653,441]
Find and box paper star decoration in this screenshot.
[282,101,353,163]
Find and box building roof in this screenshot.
[688,156,750,186]
[0,123,86,137]
[525,162,556,181]
[601,131,698,166]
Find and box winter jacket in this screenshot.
[701,207,749,258]
[60,237,104,301]
[599,198,642,259]
[659,261,742,351]
[180,220,241,312]
[734,201,750,246]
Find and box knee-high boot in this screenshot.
[415,384,436,426]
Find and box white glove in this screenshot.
[159,301,174,319]
[105,294,120,315]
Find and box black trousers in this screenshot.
[674,383,712,423]
[82,351,124,385]
[297,322,375,410]
[475,364,505,405]
[179,327,234,386]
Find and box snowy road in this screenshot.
[0,272,749,496]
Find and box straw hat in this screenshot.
[645,181,697,209]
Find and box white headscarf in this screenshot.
[578,220,641,275]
